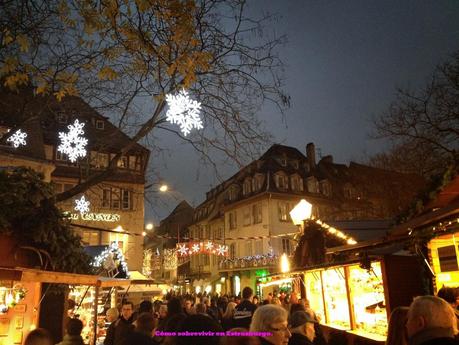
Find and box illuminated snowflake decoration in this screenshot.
[205,241,214,251]
[178,244,189,256]
[165,89,203,136]
[216,245,228,256]
[74,195,90,214]
[192,243,201,253]
[58,119,88,162]
[7,129,27,148]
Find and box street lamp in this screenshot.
[159,184,168,192]
[145,223,154,231]
[289,199,312,226]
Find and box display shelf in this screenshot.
[321,267,351,329]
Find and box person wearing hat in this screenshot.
[288,311,317,345]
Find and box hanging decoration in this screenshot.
[0,285,27,314]
[176,241,228,257]
[58,119,88,162]
[220,253,279,269]
[142,249,153,277]
[74,195,90,214]
[92,242,129,278]
[165,89,203,136]
[7,129,27,148]
[164,249,178,270]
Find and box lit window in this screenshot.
[117,156,128,169]
[111,188,120,209]
[121,189,131,210]
[102,189,111,208]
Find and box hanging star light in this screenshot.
[7,129,27,148]
[165,89,203,136]
[191,243,201,253]
[178,244,189,256]
[216,245,228,256]
[205,241,214,251]
[74,195,90,214]
[58,119,88,162]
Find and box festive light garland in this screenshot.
[220,253,279,269]
[314,218,357,245]
[164,249,178,270]
[176,241,229,257]
[142,249,153,277]
[0,285,27,314]
[92,242,129,278]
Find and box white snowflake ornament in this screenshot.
[74,195,90,214]
[178,244,189,256]
[216,245,228,256]
[192,243,201,253]
[165,89,203,136]
[205,241,214,251]
[7,129,27,148]
[58,119,88,162]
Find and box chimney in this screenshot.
[306,142,316,169]
[321,155,333,164]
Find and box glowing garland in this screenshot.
[142,249,153,277]
[176,241,228,257]
[58,119,88,162]
[92,242,129,278]
[7,129,27,148]
[0,285,27,314]
[314,218,357,245]
[164,249,178,270]
[165,89,203,136]
[220,253,279,269]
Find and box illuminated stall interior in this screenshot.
[429,231,459,291]
[303,261,387,341]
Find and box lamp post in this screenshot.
[289,199,313,229]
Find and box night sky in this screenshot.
[145,0,459,224]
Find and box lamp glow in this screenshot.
[159,185,168,192]
[280,253,290,273]
[290,199,313,225]
[145,223,154,231]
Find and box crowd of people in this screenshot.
[24,286,459,345]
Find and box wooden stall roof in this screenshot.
[0,267,132,287]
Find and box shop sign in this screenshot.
[69,213,121,222]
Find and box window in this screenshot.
[243,208,251,226]
[245,241,252,256]
[82,231,100,245]
[229,212,237,230]
[291,160,299,169]
[56,150,69,161]
[252,203,262,224]
[243,178,252,195]
[255,174,264,190]
[230,243,236,259]
[53,183,64,194]
[282,238,292,255]
[64,183,74,191]
[111,188,121,209]
[228,186,238,201]
[95,119,105,130]
[255,240,263,255]
[320,180,332,197]
[102,189,111,208]
[438,246,459,272]
[307,177,319,193]
[57,112,68,124]
[291,175,303,192]
[117,156,128,169]
[278,201,291,222]
[275,173,288,190]
[279,156,287,167]
[121,189,131,210]
[343,184,355,199]
[91,152,109,168]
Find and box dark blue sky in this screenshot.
[146,0,459,224]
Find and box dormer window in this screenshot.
[275,172,288,190]
[320,180,332,197]
[243,178,252,196]
[280,156,287,167]
[291,160,299,169]
[290,174,303,192]
[95,119,105,130]
[57,112,68,124]
[228,186,239,201]
[307,176,319,193]
[253,173,265,191]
